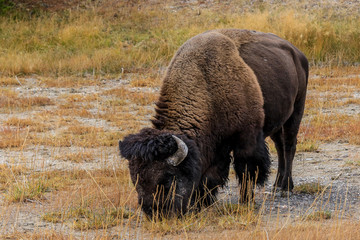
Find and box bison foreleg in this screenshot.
[233,131,271,202]
[192,147,232,209]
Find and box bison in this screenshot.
[119,29,308,218]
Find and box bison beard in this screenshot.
[119,29,308,219]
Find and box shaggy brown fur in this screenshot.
[153,30,265,173]
[119,29,308,217]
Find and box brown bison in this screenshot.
[119,29,308,218]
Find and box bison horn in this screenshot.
[166,135,188,166]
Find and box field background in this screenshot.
[0,0,360,239]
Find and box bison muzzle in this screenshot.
[119,29,309,218]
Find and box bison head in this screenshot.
[119,128,201,218]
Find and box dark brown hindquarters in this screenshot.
[216,29,308,191]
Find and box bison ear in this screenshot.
[166,135,188,166]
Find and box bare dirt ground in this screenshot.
[222,142,360,219]
[0,70,360,238]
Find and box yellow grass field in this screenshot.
[0,0,359,239]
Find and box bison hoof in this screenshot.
[273,174,294,192]
[273,174,284,188]
[280,178,294,192]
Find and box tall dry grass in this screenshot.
[0,0,359,76]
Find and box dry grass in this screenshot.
[311,66,360,77]
[0,127,28,149]
[0,77,23,86]
[0,89,53,111]
[129,74,162,88]
[203,221,360,240]
[3,169,79,202]
[297,67,360,150]
[0,231,69,240]
[1,63,359,240]
[2,220,359,240]
[42,206,131,230]
[39,76,99,88]
[102,87,159,106]
[300,113,360,145]
[0,154,358,239]
[50,107,94,118]
[37,167,138,230]
[0,1,359,76]
[30,129,122,148]
[0,164,28,191]
[54,151,95,163]
[0,65,359,237]
[4,117,50,132]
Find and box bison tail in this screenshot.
[233,131,271,186]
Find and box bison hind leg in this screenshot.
[233,131,271,202]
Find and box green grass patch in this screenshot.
[297,139,320,152]
[4,171,75,202]
[305,210,332,221]
[293,182,325,195]
[6,177,52,202]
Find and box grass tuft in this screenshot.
[0,164,28,190]
[5,177,50,202]
[293,182,325,195]
[306,210,332,221]
[0,126,27,149]
[0,90,53,111]
[43,207,131,230]
[0,77,22,86]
